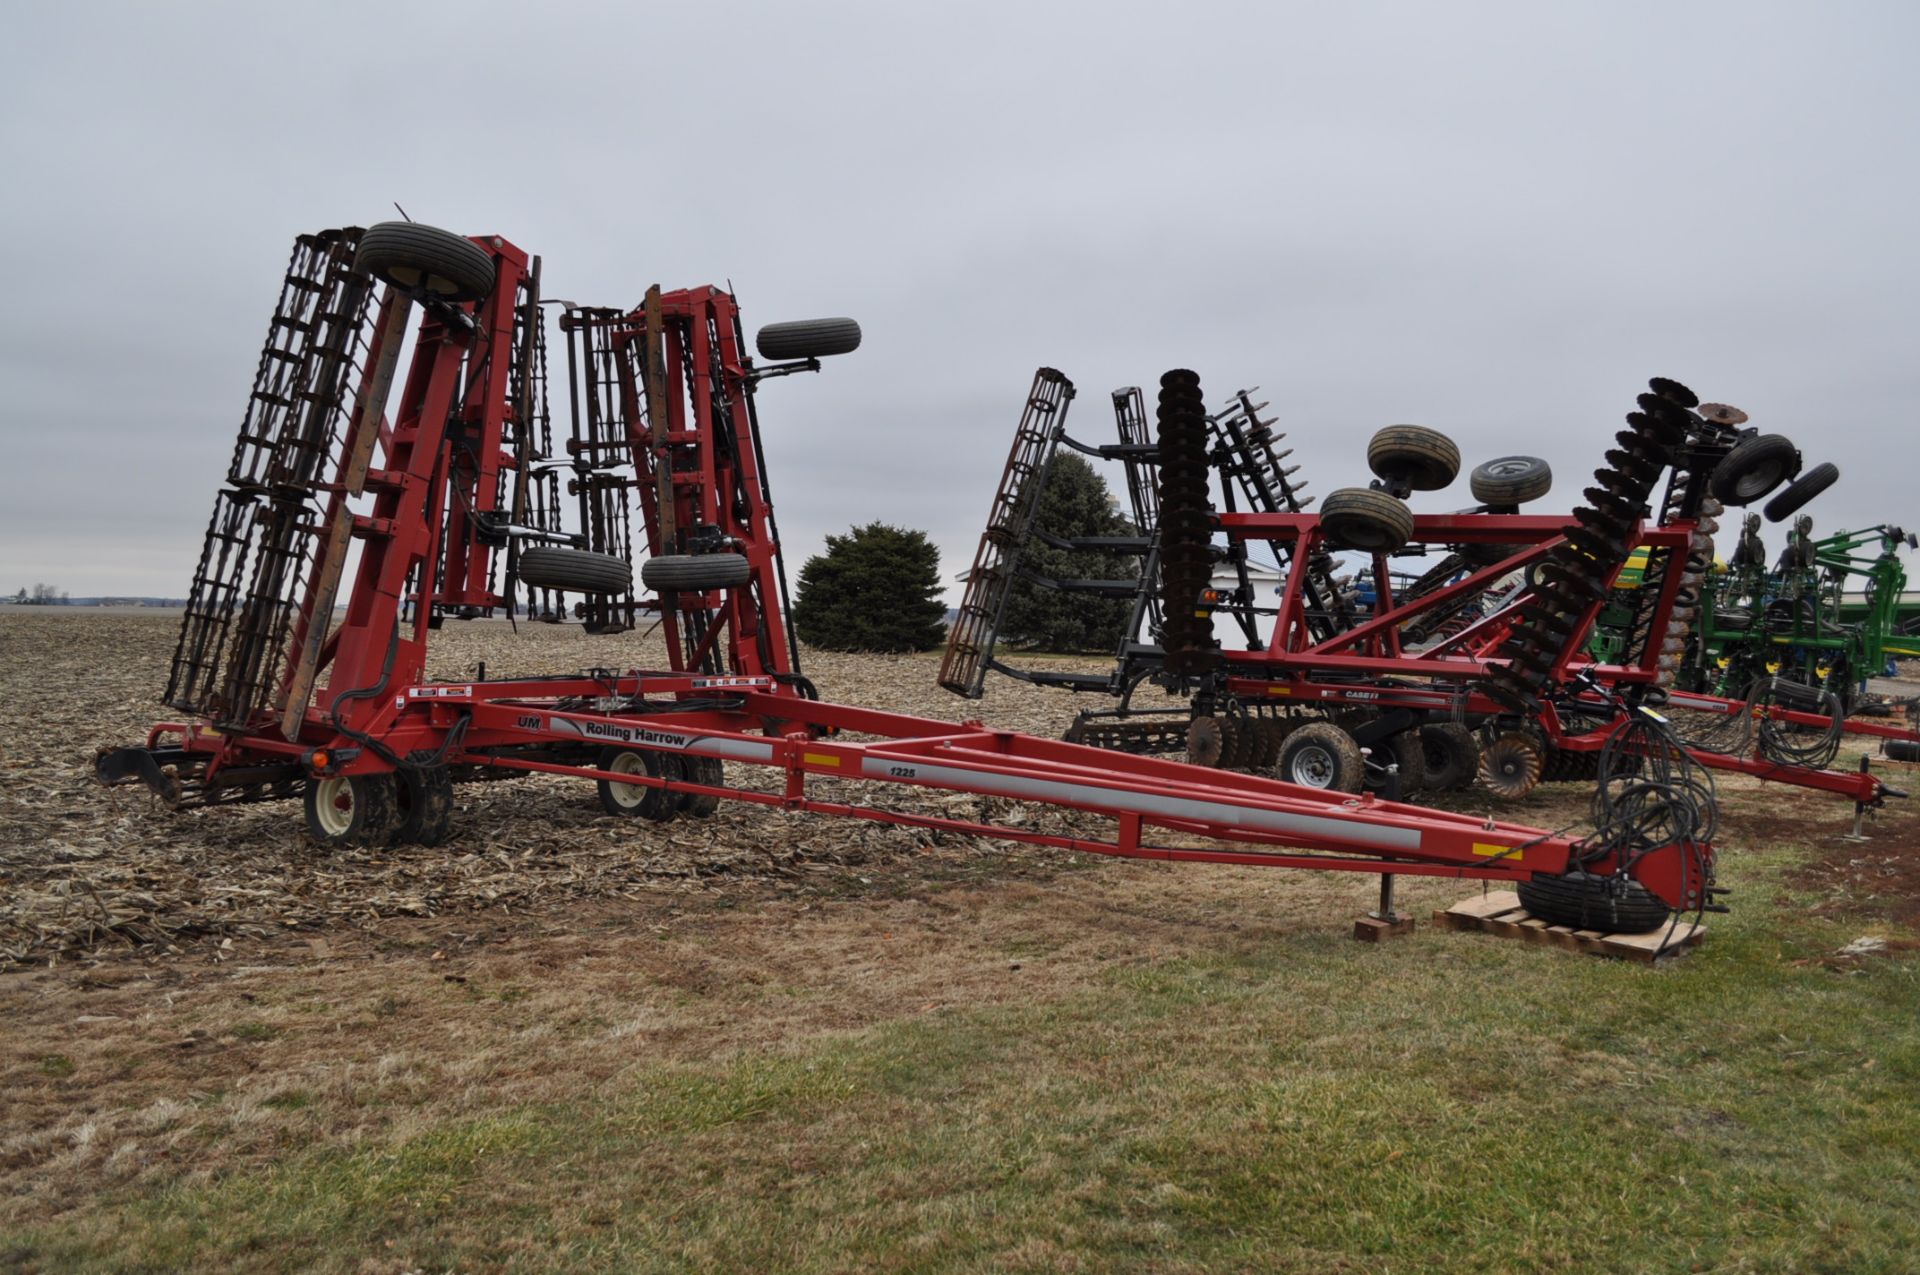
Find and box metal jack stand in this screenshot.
[1354,872,1417,942]
[1842,755,1874,843]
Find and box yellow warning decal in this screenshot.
[1472,843,1521,862]
[1266,685,1293,697]
[803,752,840,767]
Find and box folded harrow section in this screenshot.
[166,229,377,728]
[939,368,1078,697]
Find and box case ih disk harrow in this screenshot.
[98,222,1715,935]
[943,369,1914,818]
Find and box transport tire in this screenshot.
[1517,870,1672,933]
[1366,425,1460,491]
[1321,487,1415,553]
[1225,715,1264,770]
[596,748,677,821]
[1277,722,1365,793]
[1469,456,1553,506]
[1478,730,1544,800]
[755,317,863,360]
[1252,718,1290,770]
[1462,540,1521,567]
[353,221,496,303]
[517,546,633,595]
[641,553,753,592]
[303,773,399,848]
[1885,740,1920,763]
[683,755,724,817]
[392,765,454,846]
[1368,731,1429,796]
[1419,723,1480,791]
[1763,462,1839,522]
[652,752,691,816]
[1709,433,1800,506]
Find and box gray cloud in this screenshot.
[2,0,1915,598]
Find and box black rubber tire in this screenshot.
[1252,719,1290,770]
[1367,425,1460,491]
[303,773,398,848]
[1763,462,1839,522]
[683,755,724,817]
[1710,434,1800,506]
[392,765,454,847]
[1368,731,1429,796]
[1517,871,1673,933]
[596,748,678,821]
[1885,740,1920,764]
[1419,723,1479,791]
[1321,488,1415,553]
[755,317,862,360]
[517,546,633,595]
[353,221,495,304]
[1278,722,1365,793]
[1461,540,1522,567]
[641,553,753,592]
[652,752,691,818]
[1469,456,1553,506]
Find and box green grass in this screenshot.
[13,851,1920,1273]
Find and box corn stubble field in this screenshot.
[2,610,1918,1273]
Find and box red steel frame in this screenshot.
[107,233,1719,917]
[1213,511,1914,802]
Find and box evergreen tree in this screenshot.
[792,522,949,652]
[999,453,1139,652]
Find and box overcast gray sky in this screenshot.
[2,1,1915,600]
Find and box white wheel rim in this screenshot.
[606,752,648,809]
[1291,746,1336,789]
[313,777,354,837]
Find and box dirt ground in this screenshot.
[3,610,1917,1236]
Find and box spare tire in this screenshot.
[1517,871,1673,933]
[1366,425,1460,491]
[516,546,633,595]
[1320,487,1415,553]
[1470,456,1553,506]
[353,221,496,304]
[1710,433,1800,506]
[756,317,862,360]
[641,553,753,592]
[1763,462,1839,522]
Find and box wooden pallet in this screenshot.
[1434,891,1704,964]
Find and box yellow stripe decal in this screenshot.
[1472,842,1521,862]
[803,752,840,767]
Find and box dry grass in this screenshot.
[3,611,1919,1272]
